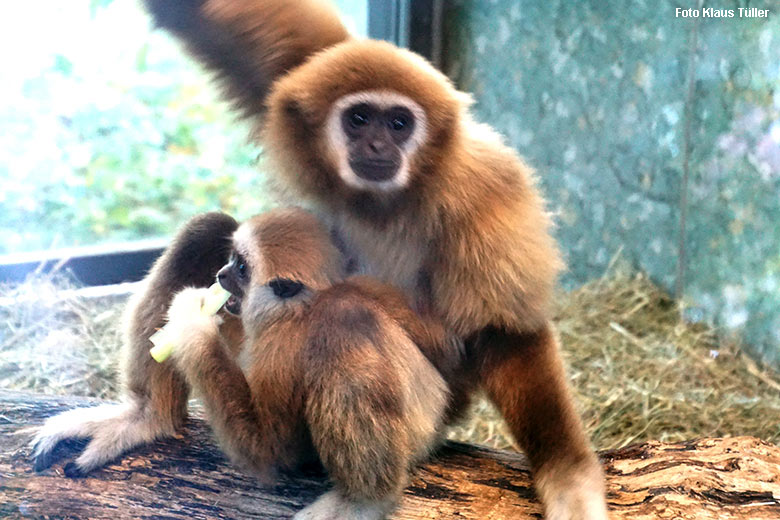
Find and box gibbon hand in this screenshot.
[149,283,231,362]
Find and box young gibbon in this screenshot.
[165,208,448,519]
[35,208,448,519]
[35,1,609,518]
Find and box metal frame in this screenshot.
[0,239,167,286]
[369,0,442,67]
[0,0,443,286]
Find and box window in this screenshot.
[0,0,383,284]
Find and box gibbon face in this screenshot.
[265,40,466,201]
[217,254,304,316]
[327,91,427,192]
[216,208,343,327]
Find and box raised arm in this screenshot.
[143,0,350,118]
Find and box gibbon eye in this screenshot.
[390,116,407,131]
[233,254,248,279]
[269,278,304,299]
[349,111,369,127]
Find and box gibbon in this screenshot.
[163,209,448,518]
[35,1,609,518]
[35,209,448,519]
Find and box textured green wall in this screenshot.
[444,1,780,363]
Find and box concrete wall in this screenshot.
[443,1,780,363]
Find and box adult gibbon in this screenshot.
[35,1,609,518]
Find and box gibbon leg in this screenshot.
[120,212,238,433]
[477,323,609,520]
[298,312,448,520]
[32,213,238,475]
[302,369,407,520]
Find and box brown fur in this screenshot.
[32,206,445,517]
[265,40,562,335]
[34,2,608,517]
[143,0,349,118]
[121,211,239,430]
[251,15,603,519]
[165,209,448,512]
[250,19,604,514]
[239,208,342,290]
[138,2,606,517]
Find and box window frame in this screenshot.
[369,0,442,68]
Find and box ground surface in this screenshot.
[1,270,778,450]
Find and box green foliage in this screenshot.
[0,1,273,254]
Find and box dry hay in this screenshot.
[447,271,780,450]
[0,274,123,400]
[1,270,779,451]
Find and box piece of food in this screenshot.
[149,329,176,363]
[149,283,232,363]
[201,282,233,315]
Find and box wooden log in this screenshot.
[1,390,779,519]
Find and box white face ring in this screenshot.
[325,90,428,193]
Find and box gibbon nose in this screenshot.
[216,266,240,296]
[217,266,229,283]
[365,125,393,159]
[368,138,388,156]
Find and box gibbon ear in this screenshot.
[281,98,318,138]
[284,99,305,120]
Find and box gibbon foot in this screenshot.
[293,490,396,520]
[31,401,176,475]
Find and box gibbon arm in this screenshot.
[166,293,281,478]
[477,323,608,519]
[143,0,350,118]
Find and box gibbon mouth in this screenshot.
[224,294,241,315]
[349,159,398,182]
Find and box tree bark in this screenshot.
[1,390,778,519]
